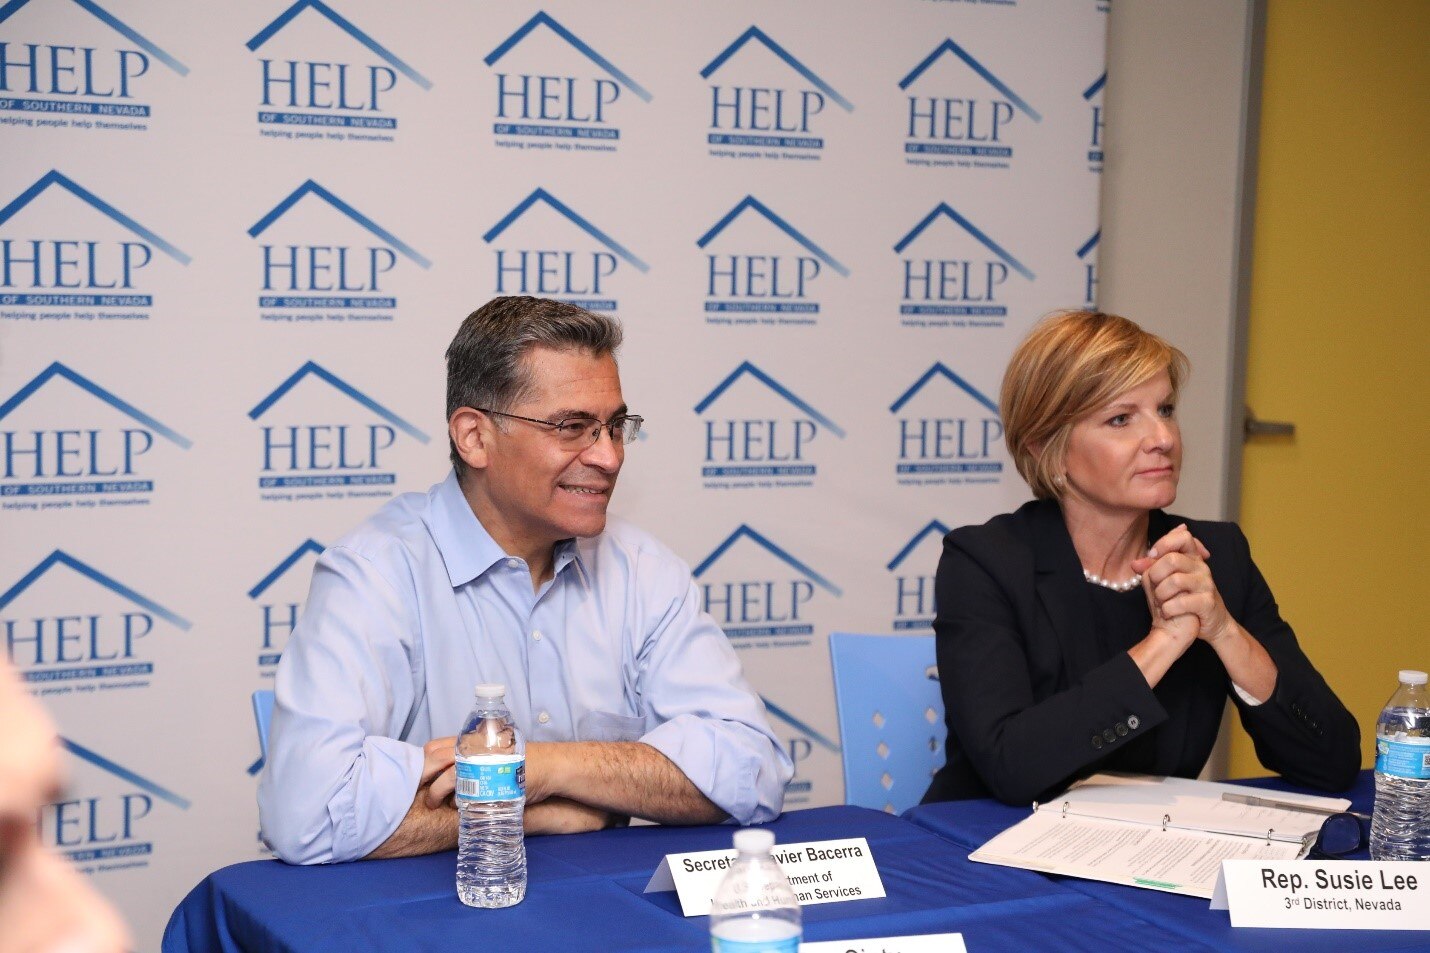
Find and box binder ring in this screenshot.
[1265,828,1274,845]
[1161,814,1170,831]
[1062,801,1071,818]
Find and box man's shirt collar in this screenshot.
[427,470,586,588]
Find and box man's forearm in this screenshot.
[525,796,623,835]
[527,741,727,825]
[368,740,724,857]
[366,797,457,859]
[366,792,619,856]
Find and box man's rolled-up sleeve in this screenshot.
[257,547,426,864]
[635,577,793,825]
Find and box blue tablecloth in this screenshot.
[164,773,1429,953]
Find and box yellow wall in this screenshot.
[1233,0,1429,776]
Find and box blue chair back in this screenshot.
[829,633,946,814]
[253,689,275,762]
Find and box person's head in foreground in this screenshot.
[0,661,130,953]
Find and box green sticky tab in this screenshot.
[1133,878,1179,889]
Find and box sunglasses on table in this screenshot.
[1306,811,1372,859]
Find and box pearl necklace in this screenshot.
[1083,568,1142,592]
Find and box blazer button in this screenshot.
[1115,722,1128,737]
[1127,715,1140,729]
[1103,728,1117,743]
[1092,735,1105,749]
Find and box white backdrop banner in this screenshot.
[0,0,1105,945]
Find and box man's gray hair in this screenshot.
[446,296,623,470]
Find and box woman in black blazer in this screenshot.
[923,311,1359,805]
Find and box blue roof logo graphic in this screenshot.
[483,188,648,272]
[899,38,1039,122]
[59,737,190,809]
[761,695,839,752]
[893,203,1035,282]
[0,0,189,75]
[246,0,431,90]
[0,550,192,630]
[701,26,852,112]
[1084,72,1106,101]
[697,196,849,277]
[887,520,952,572]
[484,11,651,102]
[0,171,190,265]
[889,363,1000,416]
[1078,229,1100,260]
[248,180,431,269]
[248,361,430,444]
[694,362,845,438]
[0,362,192,449]
[692,525,842,597]
[248,539,324,599]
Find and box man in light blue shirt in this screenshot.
[258,297,792,864]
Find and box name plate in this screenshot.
[801,933,966,953]
[1212,860,1428,930]
[644,836,885,917]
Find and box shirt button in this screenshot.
[1127,715,1140,730]
[1091,735,1104,750]
[1115,722,1129,737]
[537,711,551,724]
[532,630,543,641]
[506,559,520,569]
[1103,729,1117,743]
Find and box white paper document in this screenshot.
[1049,773,1349,842]
[969,773,1351,899]
[972,808,1304,898]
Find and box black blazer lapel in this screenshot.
[1028,500,1100,683]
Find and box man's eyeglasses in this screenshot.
[476,408,643,447]
[1307,811,1371,859]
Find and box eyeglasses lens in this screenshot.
[557,418,640,447]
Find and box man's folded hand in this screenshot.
[421,736,457,810]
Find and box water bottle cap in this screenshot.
[732,828,775,855]
[1399,670,1427,686]
[474,683,506,698]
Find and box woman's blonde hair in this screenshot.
[1001,310,1189,499]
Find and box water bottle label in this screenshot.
[454,755,525,801]
[710,937,799,953]
[1376,737,1430,779]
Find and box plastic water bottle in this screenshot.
[1370,669,1430,861]
[709,828,801,953]
[455,683,526,907]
